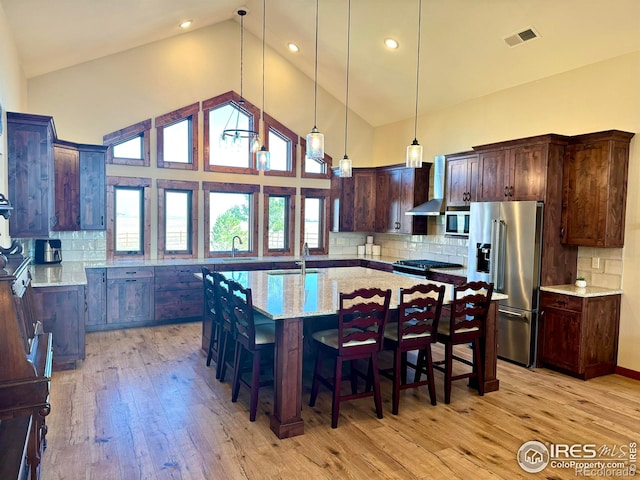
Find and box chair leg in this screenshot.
[392,349,401,415]
[473,339,484,396]
[371,353,383,420]
[231,342,243,403]
[309,348,323,407]
[400,351,408,385]
[206,322,218,367]
[414,350,424,383]
[249,350,261,422]
[444,342,453,404]
[423,346,437,406]
[218,330,230,382]
[331,357,343,428]
[350,360,359,395]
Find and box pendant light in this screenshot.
[406,0,424,168]
[306,0,324,162]
[339,0,353,178]
[221,9,260,152]
[256,0,270,171]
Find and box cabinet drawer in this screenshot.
[107,267,154,280]
[540,292,583,312]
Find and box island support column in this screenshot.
[270,317,305,438]
[470,299,500,393]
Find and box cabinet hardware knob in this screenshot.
[504,186,508,197]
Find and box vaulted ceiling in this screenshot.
[3,0,640,127]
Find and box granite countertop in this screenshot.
[540,284,623,298]
[429,267,467,277]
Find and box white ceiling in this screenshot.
[3,0,640,127]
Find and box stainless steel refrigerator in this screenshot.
[466,201,543,367]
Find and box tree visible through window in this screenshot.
[268,196,286,249]
[209,192,251,252]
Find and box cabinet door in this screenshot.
[375,169,400,233]
[106,269,155,324]
[509,145,546,201]
[353,170,377,232]
[85,268,107,328]
[31,285,85,370]
[398,168,418,234]
[478,150,508,201]
[79,149,106,230]
[446,156,478,206]
[53,144,81,231]
[539,306,582,372]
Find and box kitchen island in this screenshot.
[216,266,506,439]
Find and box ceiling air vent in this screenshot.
[504,27,540,47]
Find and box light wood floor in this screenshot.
[43,322,640,479]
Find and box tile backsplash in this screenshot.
[577,246,623,289]
[20,231,107,262]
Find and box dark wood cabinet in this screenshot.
[330,167,377,232]
[78,146,107,230]
[561,130,634,247]
[154,265,203,321]
[445,152,478,207]
[53,143,80,231]
[7,112,57,237]
[106,267,154,325]
[375,163,431,234]
[31,284,86,370]
[539,291,621,379]
[85,268,107,329]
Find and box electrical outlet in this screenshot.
[592,257,601,269]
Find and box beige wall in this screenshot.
[0,3,28,240]
[374,50,640,372]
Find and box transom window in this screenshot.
[263,186,295,255]
[107,176,151,260]
[104,119,151,167]
[157,180,199,259]
[114,137,142,160]
[263,113,297,178]
[301,188,330,254]
[203,182,259,258]
[156,103,199,170]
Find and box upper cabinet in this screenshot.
[7,112,107,237]
[561,130,634,248]
[375,163,431,234]
[331,167,377,233]
[445,152,478,207]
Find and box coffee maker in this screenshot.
[34,239,62,264]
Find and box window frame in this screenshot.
[300,137,333,179]
[155,103,199,170]
[263,113,297,178]
[300,188,330,255]
[106,176,151,260]
[103,119,151,166]
[156,179,199,259]
[203,181,260,258]
[263,186,296,256]
[202,91,261,174]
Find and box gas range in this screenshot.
[392,259,463,278]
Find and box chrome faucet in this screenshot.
[297,242,310,275]
[231,235,242,258]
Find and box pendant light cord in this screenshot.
[413,0,422,140]
[344,0,351,156]
[313,0,319,128]
[240,12,245,100]
[262,0,266,124]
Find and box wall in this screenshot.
[373,50,640,372]
[0,4,28,241]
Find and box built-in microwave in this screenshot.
[444,211,470,237]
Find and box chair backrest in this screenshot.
[397,283,445,347]
[202,267,224,326]
[448,281,494,340]
[337,288,391,355]
[228,278,257,349]
[217,274,237,333]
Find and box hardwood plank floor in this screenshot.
[43,322,640,479]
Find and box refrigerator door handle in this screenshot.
[491,219,506,291]
[498,308,526,318]
[490,219,499,286]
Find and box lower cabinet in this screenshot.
[31,284,86,370]
[85,268,106,329]
[154,265,203,322]
[539,291,621,379]
[106,267,154,326]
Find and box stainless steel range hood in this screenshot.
[405,155,446,216]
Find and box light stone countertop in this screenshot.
[218,266,506,320]
[540,284,623,298]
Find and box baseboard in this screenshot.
[615,365,640,380]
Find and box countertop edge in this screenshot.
[540,284,623,298]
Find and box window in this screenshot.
[157,180,199,259]
[107,177,151,259]
[301,188,330,254]
[203,91,260,174]
[203,182,259,258]
[156,103,199,170]
[103,119,151,166]
[263,186,295,256]
[263,113,297,177]
[301,137,332,179]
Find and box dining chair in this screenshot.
[203,268,225,379]
[433,281,493,404]
[381,283,445,414]
[309,287,391,428]
[229,279,275,422]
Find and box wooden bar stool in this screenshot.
[381,283,445,414]
[433,281,493,404]
[309,288,391,428]
[203,268,225,378]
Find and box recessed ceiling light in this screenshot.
[288,43,300,53]
[179,20,193,29]
[384,38,399,49]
